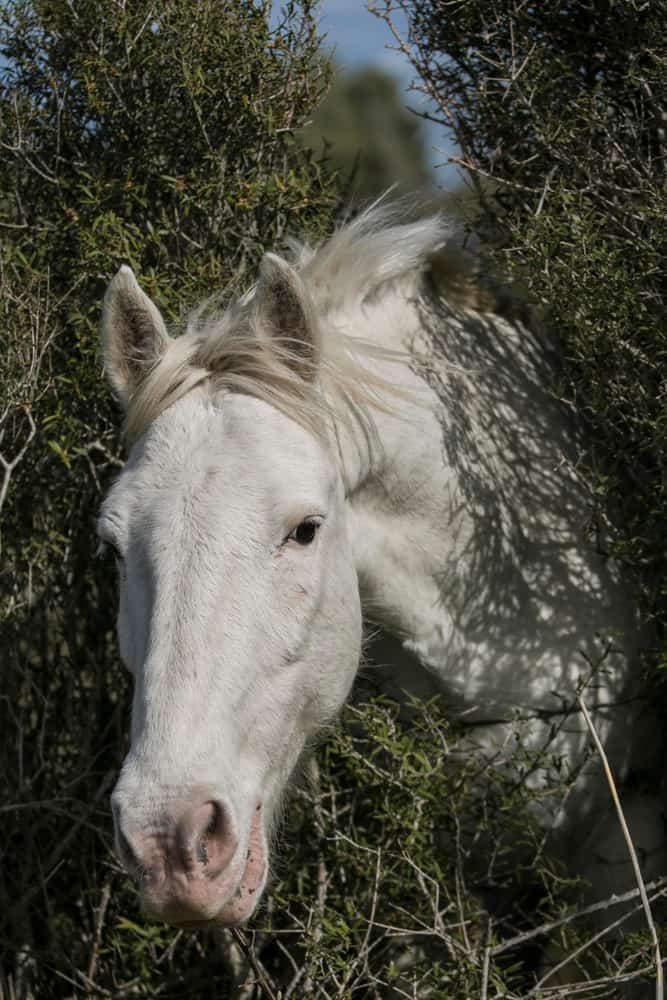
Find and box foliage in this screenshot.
[9,682,655,999]
[2,0,664,996]
[374,0,667,633]
[0,1,337,995]
[300,66,433,200]
[372,0,667,990]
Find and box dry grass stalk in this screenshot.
[577,693,663,1000]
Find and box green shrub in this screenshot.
[0,2,336,995]
[374,0,667,628]
[3,1,664,995]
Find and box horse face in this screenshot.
[99,259,362,926]
[100,389,361,925]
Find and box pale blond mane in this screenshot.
[124,202,522,444]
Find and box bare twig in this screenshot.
[492,877,667,957]
[230,928,278,1000]
[577,693,663,1000]
[480,915,492,1000]
[530,889,666,995]
[86,880,112,994]
[0,409,36,519]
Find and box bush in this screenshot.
[0,2,337,995]
[374,0,667,628]
[3,1,664,995]
[371,1,667,991]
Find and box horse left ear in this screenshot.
[101,266,171,408]
[253,253,319,381]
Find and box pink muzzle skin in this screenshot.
[115,795,267,927]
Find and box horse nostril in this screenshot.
[204,801,220,837]
[176,798,237,876]
[197,801,223,866]
[196,802,218,865]
[113,793,239,885]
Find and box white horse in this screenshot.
[99,204,663,929]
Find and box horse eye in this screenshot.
[290,519,321,546]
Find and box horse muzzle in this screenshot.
[112,785,267,926]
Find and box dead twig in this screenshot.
[0,409,36,519]
[480,915,492,1000]
[492,877,667,957]
[530,891,664,995]
[230,928,278,1000]
[86,879,112,995]
[577,692,663,1000]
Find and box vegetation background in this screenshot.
[1,0,666,997]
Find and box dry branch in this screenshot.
[577,693,663,1000]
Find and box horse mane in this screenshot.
[123,202,530,444]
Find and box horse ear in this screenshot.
[254,253,319,380]
[101,266,171,407]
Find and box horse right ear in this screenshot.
[101,266,171,407]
